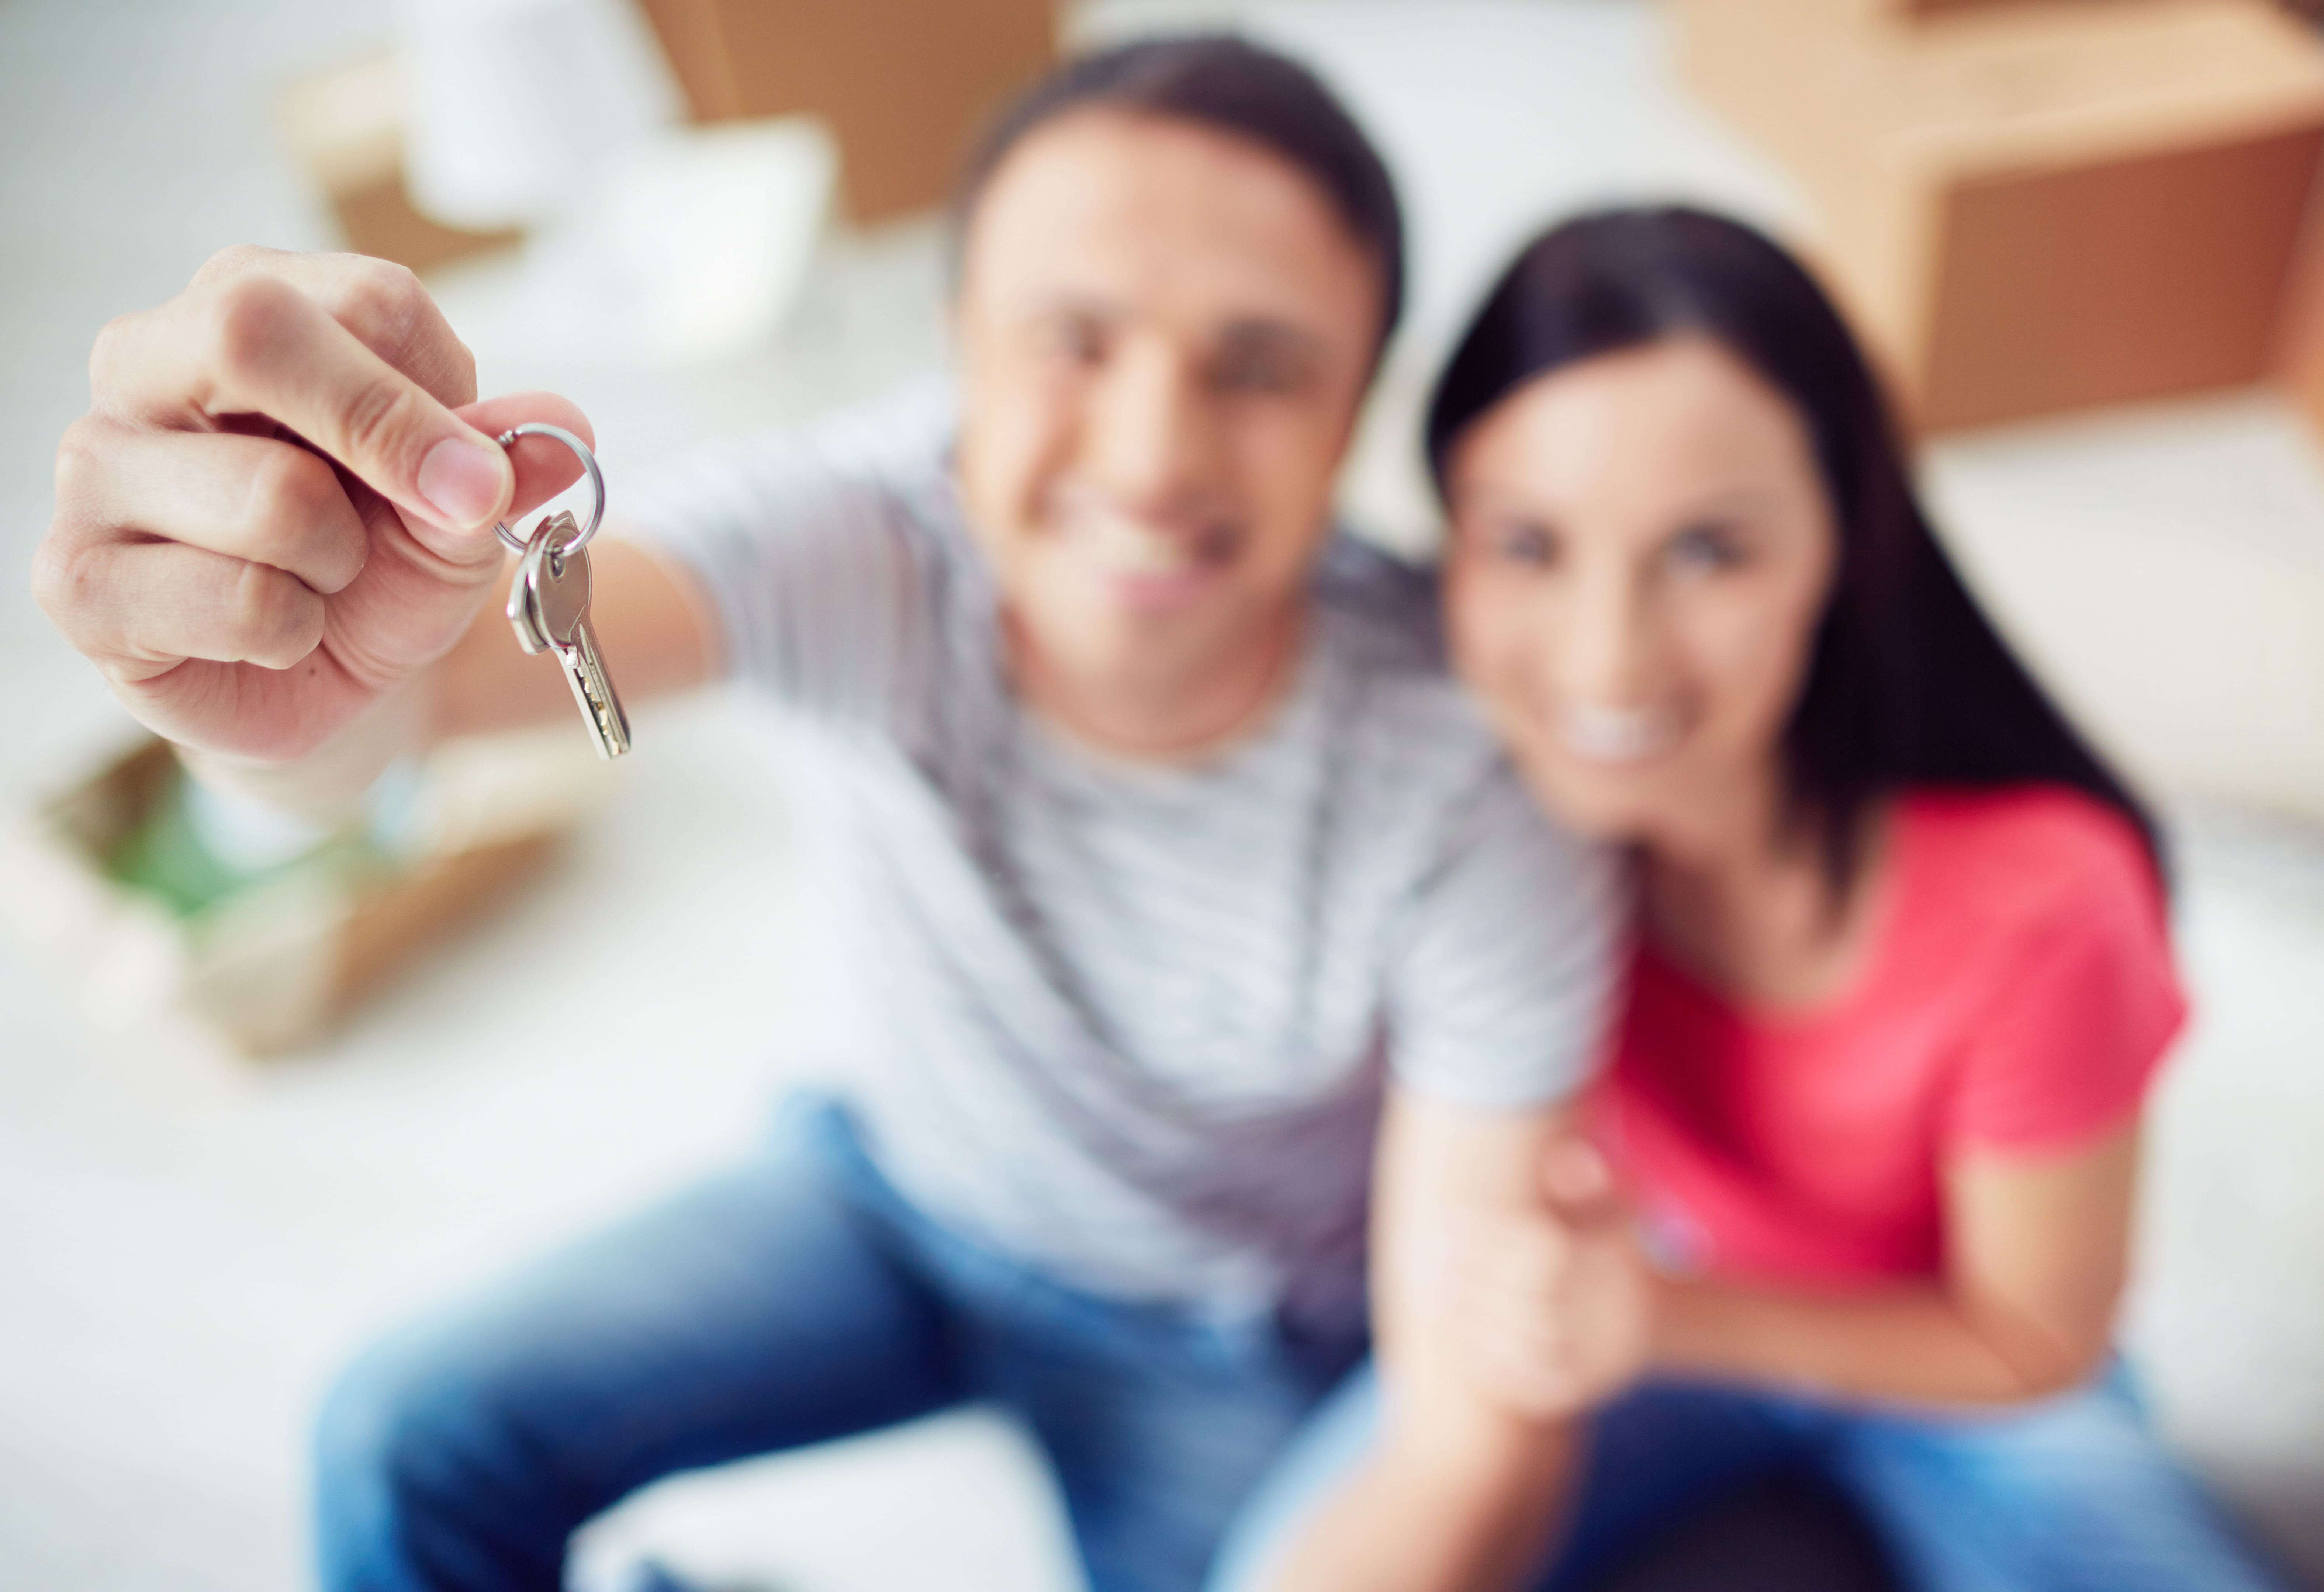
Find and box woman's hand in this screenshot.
[1446,1137,1659,1420]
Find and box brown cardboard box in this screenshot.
[1883,0,2127,18]
[0,734,605,1057]
[279,51,521,274]
[1889,0,2324,18]
[635,0,1057,222]
[1673,0,2324,430]
[2273,136,2324,441]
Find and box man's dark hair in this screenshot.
[1427,206,2162,893]
[952,34,1406,356]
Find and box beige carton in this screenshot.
[634,0,1056,222]
[1672,0,2324,430]
[0,732,606,1057]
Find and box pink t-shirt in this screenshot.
[1597,785,2184,1289]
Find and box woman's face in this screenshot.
[1444,336,1838,849]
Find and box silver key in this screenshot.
[504,510,578,655]
[510,520,632,759]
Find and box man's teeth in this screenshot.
[1084,518,1199,576]
[1560,704,1680,764]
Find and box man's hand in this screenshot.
[1448,1137,1658,1420]
[36,246,591,763]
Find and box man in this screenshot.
[37,37,1615,1592]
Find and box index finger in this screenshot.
[455,392,599,534]
[101,273,513,555]
[186,247,479,409]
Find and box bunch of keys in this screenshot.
[493,423,632,759]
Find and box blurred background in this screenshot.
[2,1,2322,1588]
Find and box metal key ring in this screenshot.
[491,423,605,556]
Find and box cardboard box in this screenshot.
[2273,142,2324,441]
[1882,0,2122,18]
[0,733,605,1057]
[634,0,1057,222]
[279,50,521,274]
[1878,1,2324,26]
[1673,0,2324,430]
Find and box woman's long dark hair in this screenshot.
[1427,206,2161,888]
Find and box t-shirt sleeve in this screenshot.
[1948,845,2186,1154]
[1387,765,1624,1111]
[617,385,954,731]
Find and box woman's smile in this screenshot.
[1555,700,1686,766]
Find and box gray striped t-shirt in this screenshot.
[629,385,1618,1328]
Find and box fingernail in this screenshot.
[418,436,510,531]
[1546,1141,1609,1201]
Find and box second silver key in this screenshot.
[521,526,633,759]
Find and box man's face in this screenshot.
[953,111,1383,739]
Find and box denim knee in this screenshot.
[312,1312,579,1592]
[1829,1372,2292,1592]
[314,1326,471,1507]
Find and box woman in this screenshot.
[1212,208,2289,1592]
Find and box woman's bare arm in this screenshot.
[1647,1121,2140,1405]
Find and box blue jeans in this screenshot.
[1207,1361,2292,1592]
[313,1095,1363,1592]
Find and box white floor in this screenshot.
[2,3,2321,1590]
